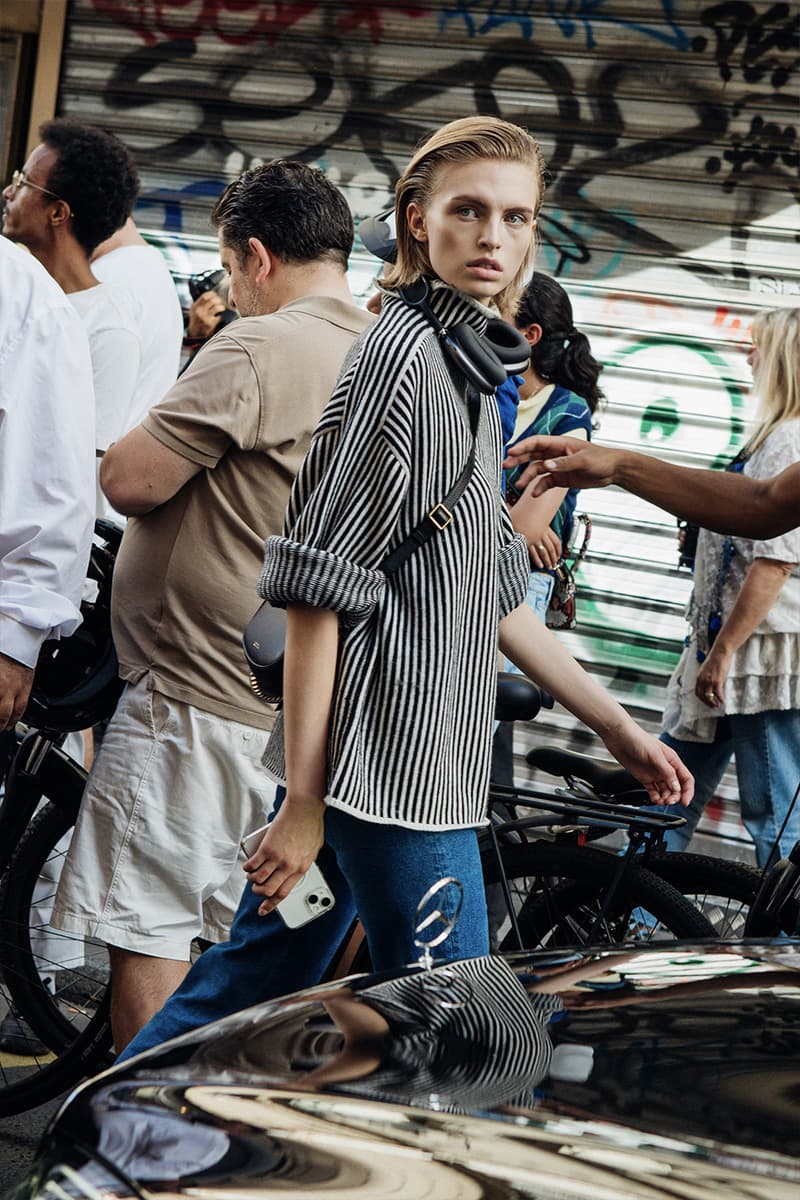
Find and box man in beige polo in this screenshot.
[52,161,373,1051]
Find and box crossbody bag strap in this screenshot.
[380,387,481,577]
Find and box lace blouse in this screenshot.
[663,418,800,742]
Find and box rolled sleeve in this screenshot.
[498,533,530,619]
[0,275,95,666]
[259,536,386,621]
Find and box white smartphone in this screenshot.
[240,824,336,929]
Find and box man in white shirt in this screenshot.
[0,236,95,728]
[0,235,95,1055]
[2,120,142,518]
[92,218,183,424]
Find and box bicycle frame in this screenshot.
[0,730,86,876]
[484,783,688,950]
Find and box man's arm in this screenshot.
[100,425,203,516]
[504,436,800,539]
[0,267,96,728]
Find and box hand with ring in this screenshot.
[528,526,562,570]
[696,648,730,709]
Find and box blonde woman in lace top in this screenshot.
[662,306,800,866]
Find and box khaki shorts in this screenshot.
[52,680,276,959]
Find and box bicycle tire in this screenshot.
[0,801,114,1112]
[0,988,111,1118]
[642,852,761,938]
[481,841,716,950]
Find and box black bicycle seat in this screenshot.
[527,746,647,803]
[494,674,554,724]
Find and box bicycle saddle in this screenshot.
[527,747,648,803]
[23,521,124,733]
[494,674,553,724]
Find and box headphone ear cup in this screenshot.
[484,319,532,375]
[447,322,507,391]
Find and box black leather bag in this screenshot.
[243,602,287,704]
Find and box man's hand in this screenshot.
[0,653,34,730]
[504,436,623,495]
[187,290,226,339]
[243,794,326,916]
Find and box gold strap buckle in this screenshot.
[428,503,453,531]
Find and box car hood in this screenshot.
[19,941,800,1199]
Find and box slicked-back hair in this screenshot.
[383,116,544,313]
[39,119,139,256]
[212,160,353,270]
[748,306,800,452]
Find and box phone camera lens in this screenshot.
[308,894,318,905]
[321,897,331,907]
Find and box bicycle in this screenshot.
[0,520,123,1116]
[0,663,721,1116]
[517,744,762,940]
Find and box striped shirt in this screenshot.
[260,283,529,829]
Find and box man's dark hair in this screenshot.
[212,160,353,269]
[39,119,139,256]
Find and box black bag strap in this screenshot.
[380,387,481,577]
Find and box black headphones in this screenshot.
[398,277,531,394]
[360,212,531,392]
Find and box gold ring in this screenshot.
[705,690,716,701]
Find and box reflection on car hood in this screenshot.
[21,941,800,1200]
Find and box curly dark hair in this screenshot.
[39,119,139,256]
[514,273,604,413]
[212,160,353,269]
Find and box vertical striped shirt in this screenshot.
[260,283,529,829]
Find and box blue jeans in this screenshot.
[661,709,800,868]
[118,799,489,1061]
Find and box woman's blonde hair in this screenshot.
[383,116,545,313]
[748,307,800,452]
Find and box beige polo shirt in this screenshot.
[111,295,373,729]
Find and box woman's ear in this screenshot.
[405,200,427,243]
[519,321,543,349]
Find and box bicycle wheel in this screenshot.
[642,852,761,938]
[0,800,114,1114]
[481,841,716,950]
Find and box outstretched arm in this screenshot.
[504,437,800,539]
[243,604,337,914]
[499,603,693,807]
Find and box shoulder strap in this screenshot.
[380,388,481,576]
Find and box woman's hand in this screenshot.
[243,794,326,916]
[602,722,694,807]
[529,525,562,570]
[695,647,731,709]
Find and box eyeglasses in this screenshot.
[7,169,64,203]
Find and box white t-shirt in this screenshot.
[0,237,95,666]
[69,283,141,518]
[92,244,183,426]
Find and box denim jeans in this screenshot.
[661,709,800,868]
[118,798,489,1062]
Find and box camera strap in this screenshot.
[380,386,480,576]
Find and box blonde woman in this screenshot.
[661,306,800,867]
[120,120,690,1060]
